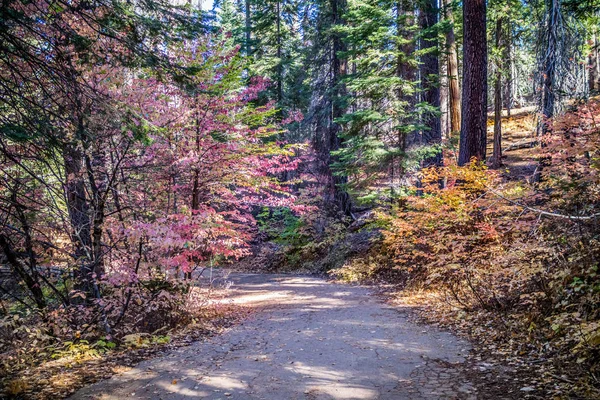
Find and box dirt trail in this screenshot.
[70,274,480,400]
[486,108,539,180]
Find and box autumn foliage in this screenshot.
[331,102,600,394]
[0,3,302,391]
[3,0,600,398]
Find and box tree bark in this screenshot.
[443,0,461,136]
[504,18,513,116]
[419,0,442,166]
[491,17,503,169]
[458,0,487,166]
[63,143,95,293]
[540,0,559,135]
[589,34,598,93]
[85,153,106,280]
[440,40,450,140]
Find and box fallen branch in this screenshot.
[503,139,538,152]
[485,186,600,221]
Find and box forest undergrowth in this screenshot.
[1,282,245,399]
[255,101,600,398]
[2,0,599,398]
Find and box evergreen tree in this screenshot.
[330,0,442,203]
[418,0,442,166]
[217,0,308,112]
[215,0,247,49]
[330,0,418,202]
[458,0,487,165]
[302,0,353,215]
[440,0,461,137]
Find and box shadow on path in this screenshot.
[70,274,476,400]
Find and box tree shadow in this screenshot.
[70,274,473,400]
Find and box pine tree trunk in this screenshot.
[589,34,598,93]
[330,0,351,216]
[504,18,513,116]
[458,0,487,166]
[62,143,94,293]
[440,41,450,140]
[541,0,559,135]
[419,0,441,167]
[443,0,461,135]
[492,17,503,169]
[86,150,107,280]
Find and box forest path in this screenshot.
[487,108,539,180]
[71,273,477,400]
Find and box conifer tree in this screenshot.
[419,0,442,166]
[458,0,488,165]
[441,0,461,136]
[330,0,443,203]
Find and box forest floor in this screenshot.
[68,273,532,400]
[2,277,248,399]
[33,109,564,400]
[486,107,539,180]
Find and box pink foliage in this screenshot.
[90,40,301,280]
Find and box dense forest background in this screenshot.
[1,0,600,398]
